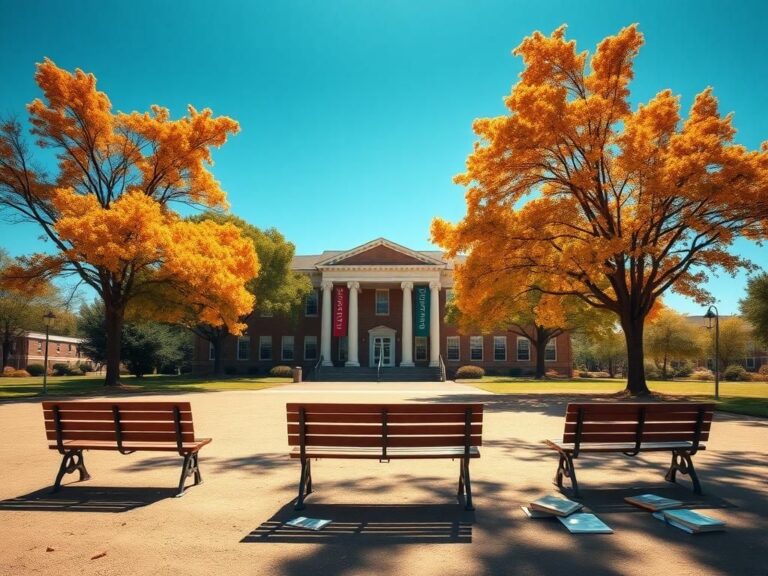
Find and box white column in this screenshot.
[321,280,333,366]
[429,281,441,367]
[345,281,361,367]
[400,281,414,367]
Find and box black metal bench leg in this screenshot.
[52,449,91,493]
[193,453,203,486]
[555,452,579,498]
[176,452,200,497]
[665,450,702,494]
[295,458,310,510]
[461,458,474,511]
[457,460,464,497]
[305,459,312,495]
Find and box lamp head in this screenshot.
[43,311,56,328]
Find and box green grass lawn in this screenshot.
[464,377,768,418]
[0,373,292,399]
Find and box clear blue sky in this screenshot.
[1,0,766,315]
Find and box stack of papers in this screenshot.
[528,495,584,517]
[523,495,612,534]
[653,509,726,534]
[624,494,683,512]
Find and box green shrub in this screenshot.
[644,362,661,380]
[673,362,693,378]
[577,370,590,378]
[723,364,749,381]
[456,365,485,379]
[692,368,713,381]
[270,365,294,378]
[78,362,94,373]
[52,363,73,376]
[26,363,45,376]
[508,367,523,376]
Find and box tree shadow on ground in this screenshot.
[243,502,474,544]
[0,485,175,512]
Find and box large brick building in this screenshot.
[4,331,88,370]
[193,238,573,379]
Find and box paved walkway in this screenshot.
[0,385,766,576]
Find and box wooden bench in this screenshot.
[545,402,715,497]
[287,403,483,510]
[43,401,212,496]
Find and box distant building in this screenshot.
[4,331,90,370]
[191,237,573,380]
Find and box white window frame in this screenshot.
[305,290,319,317]
[545,339,557,362]
[38,341,42,352]
[414,336,428,361]
[470,336,483,361]
[281,336,295,361]
[375,289,390,316]
[517,337,531,361]
[446,336,460,361]
[746,356,755,369]
[259,336,272,361]
[237,336,250,361]
[304,335,318,361]
[493,336,507,361]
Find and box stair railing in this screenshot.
[439,354,447,382]
[313,354,323,381]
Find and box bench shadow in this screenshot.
[0,486,176,512]
[242,502,474,544]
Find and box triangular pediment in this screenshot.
[317,238,444,267]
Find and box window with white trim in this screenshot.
[746,356,755,369]
[37,341,42,352]
[545,339,557,361]
[493,336,507,361]
[415,337,428,361]
[470,336,483,361]
[259,336,272,360]
[446,336,460,361]
[56,343,61,353]
[282,336,295,361]
[517,337,530,361]
[375,289,390,315]
[237,336,250,361]
[305,290,319,316]
[304,336,318,361]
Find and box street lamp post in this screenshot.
[42,311,56,395]
[704,305,720,400]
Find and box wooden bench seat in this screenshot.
[545,402,715,497]
[43,401,211,496]
[287,403,483,510]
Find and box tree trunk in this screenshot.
[622,315,650,395]
[607,357,615,378]
[212,331,225,376]
[104,305,124,387]
[1,336,9,368]
[534,331,547,380]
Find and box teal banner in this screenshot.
[413,286,430,337]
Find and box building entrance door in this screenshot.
[370,336,394,367]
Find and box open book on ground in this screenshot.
[285,517,332,531]
[558,513,614,534]
[521,506,554,519]
[624,494,684,512]
[529,495,583,517]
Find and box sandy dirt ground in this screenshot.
[0,382,766,576]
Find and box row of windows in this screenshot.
[446,336,557,362]
[296,289,411,318]
[219,335,556,363]
[36,342,76,353]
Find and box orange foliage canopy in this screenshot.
[433,25,768,392]
[433,25,768,324]
[0,59,257,333]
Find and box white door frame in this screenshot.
[368,325,396,368]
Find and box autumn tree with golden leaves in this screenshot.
[0,60,258,386]
[433,25,768,395]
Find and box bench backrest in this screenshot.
[287,403,483,455]
[42,401,196,454]
[563,402,715,452]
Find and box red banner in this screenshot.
[332,286,348,337]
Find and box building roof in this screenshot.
[24,332,84,344]
[291,239,464,270]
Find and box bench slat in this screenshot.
[48,438,212,453]
[289,446,481,459]
[547,439,705,452]
[45,420,194,433]
[563,431,710,443]
[286,412,483,424]
[287,403,482,415]
[288,434,482,448]
[44,411,192,422]
[43,401,192,411]
[46,431,196,443]
[286,423,482,436]
[563,422,709,434]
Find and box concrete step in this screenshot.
[315,366,442,382]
